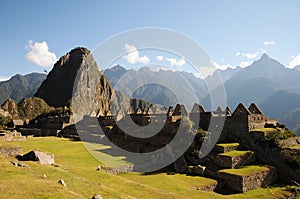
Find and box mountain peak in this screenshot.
[35,47,101,107]
[107,65,127,72]
[70,47,90,56]
[260,53,270,60]
[255,53,281,66]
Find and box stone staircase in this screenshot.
[193,142,278,193]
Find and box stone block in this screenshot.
[213,151,255,168]
[0,147,22,157]
[213,143,239,153]
[218,165,278,193]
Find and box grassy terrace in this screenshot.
[216,143,239,148]
[0,137,294,198]
[219,165,271,177]
[289,144,300,150]
[251,128,277,132]
[219,150,253,157]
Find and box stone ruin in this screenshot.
[3,101,294,194]
[7,101,276,141]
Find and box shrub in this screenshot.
[266,129,296,144]
[0,114,12,129]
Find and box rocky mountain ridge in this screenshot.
[103,55,300,134]
[0,73,46,105]
[2,50,300,133]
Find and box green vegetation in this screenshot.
[266,129,296,141]
[216,143,239,148]
[230,186,294,199]
[251,128,296,145]
[0,113,12,129]
[219,150,253,157]
[289,144,300,150]
[122,173,220,198]
[219,165,271,177]
[0,137,294,198]
[251,128,277,132]
[17,97,54,120]
[0,97,71,129]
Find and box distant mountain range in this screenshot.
[104,66,209,110]
[1,53,300,134]
[0,73,46,105]
[103,54,300,134]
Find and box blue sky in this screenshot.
[1,0,300,79]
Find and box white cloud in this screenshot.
[236,51,260,59]
[166,57,186,67]
[26,40,57,67]
[260,48,267,54]
[263,40,276,46]
[0,76,10,82]
[288,54,300,69]
[243,52,260,59]
[211,60,234,70]
[122,44,150,64]
[196,59,232,78]
[239,60,253,68]
[235,49,266,59]
[218,64,234,70]
[156,55,164,61]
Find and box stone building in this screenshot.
[188,102,276,139]
[11,119,24,129]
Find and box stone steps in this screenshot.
[213,143,239,153]
[196,143,256,178]
[217,165,278,193]
[197,142,279,193]
[213,150,255,169]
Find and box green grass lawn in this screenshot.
[219,150,253,157]
[0,137,294,198]
[216,143,239,148]
[218,165,271,177]
[251,128,277,132]
[289,144,300,150]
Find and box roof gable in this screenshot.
[232,103,251,116]
[216,106,223,112]
[191,103,206,113]
[225,107,232,116]
[248,103,263,114]
[147,107,154,114]
[172,104,188,116]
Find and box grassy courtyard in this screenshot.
[0,137,294,198]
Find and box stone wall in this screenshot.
[229,115,249,134]
[0,147,22,156]
[213,144,239,153]
[230,152,255,168]
[218,166,278,193]
[19,128,42,136]
[212,151,255,169]
[248,114,267,130]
